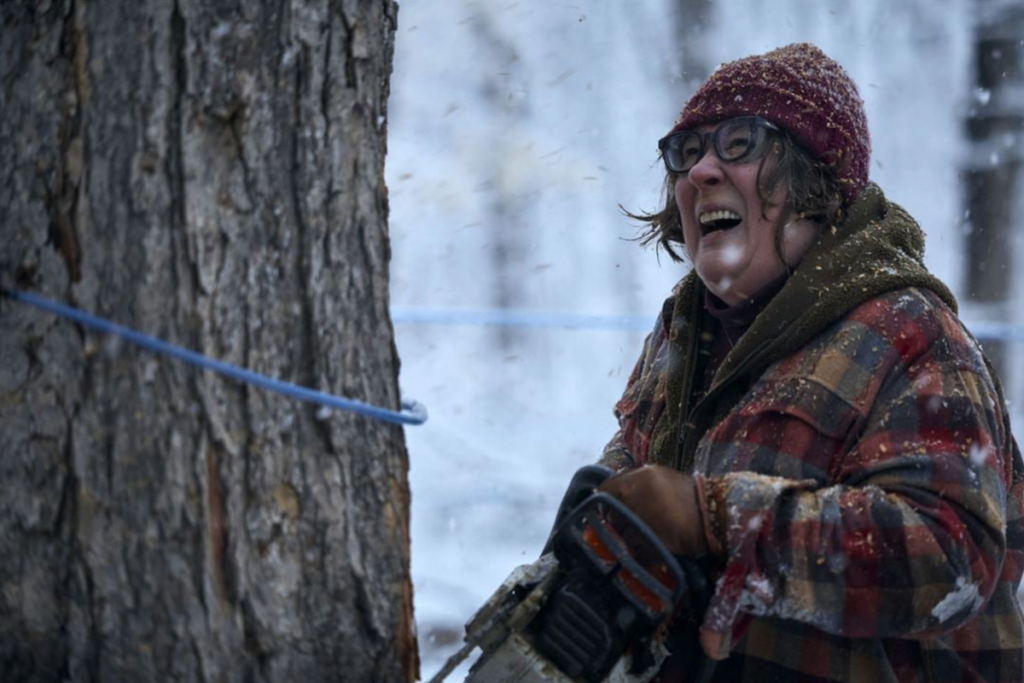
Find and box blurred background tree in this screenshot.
[962,0,1024,377]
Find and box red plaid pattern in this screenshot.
[603,287,1024,682]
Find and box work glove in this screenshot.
[599,464,716,558]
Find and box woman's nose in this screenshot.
[687,147,725,188]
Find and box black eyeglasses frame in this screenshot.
[658,116,781,175]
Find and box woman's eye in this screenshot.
[681,145,701,162]
[724,135,751,152]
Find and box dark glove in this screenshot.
[599,465,711,558]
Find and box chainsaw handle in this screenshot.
[554,492,688,618]
[541,464,615,555]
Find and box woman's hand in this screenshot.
[599,465,711,557]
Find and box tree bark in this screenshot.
[0,1,417,681]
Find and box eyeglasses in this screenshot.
[658,116,780,174]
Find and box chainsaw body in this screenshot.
[438,466,713,683]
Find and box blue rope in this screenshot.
[10,284,1018,427]
[2,288,427,426]
[391,307,1024,343]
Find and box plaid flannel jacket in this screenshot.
[603,287,1024,682]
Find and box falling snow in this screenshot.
[386,1,1024,676]
[932,577,984,624]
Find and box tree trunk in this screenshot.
[0,1,417,681]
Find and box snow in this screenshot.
[969,443,993,468]
[385,0,1024,677]
[931,576,984,624]
[720,244,744,267]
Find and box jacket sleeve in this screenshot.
[598,300,674,470]
[697,295,1023,655]
[597,343,646,472]
[598,429,635,471]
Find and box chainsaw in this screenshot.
[427,465,716,683]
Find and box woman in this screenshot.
[598,43,1024,682]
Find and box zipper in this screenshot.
[673,289,705,471]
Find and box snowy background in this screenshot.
[383,0,1024,678]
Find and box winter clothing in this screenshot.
[671,43,871,203]
[601,185,1024,681]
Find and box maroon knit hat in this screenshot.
[671,43,870,203]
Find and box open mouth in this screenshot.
[699,210,742,235]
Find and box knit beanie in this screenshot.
[671,43,871,203]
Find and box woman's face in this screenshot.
[675,124,820,306]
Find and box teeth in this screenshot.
[699,210,741,226]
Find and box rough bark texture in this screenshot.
[0,1,417,681]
